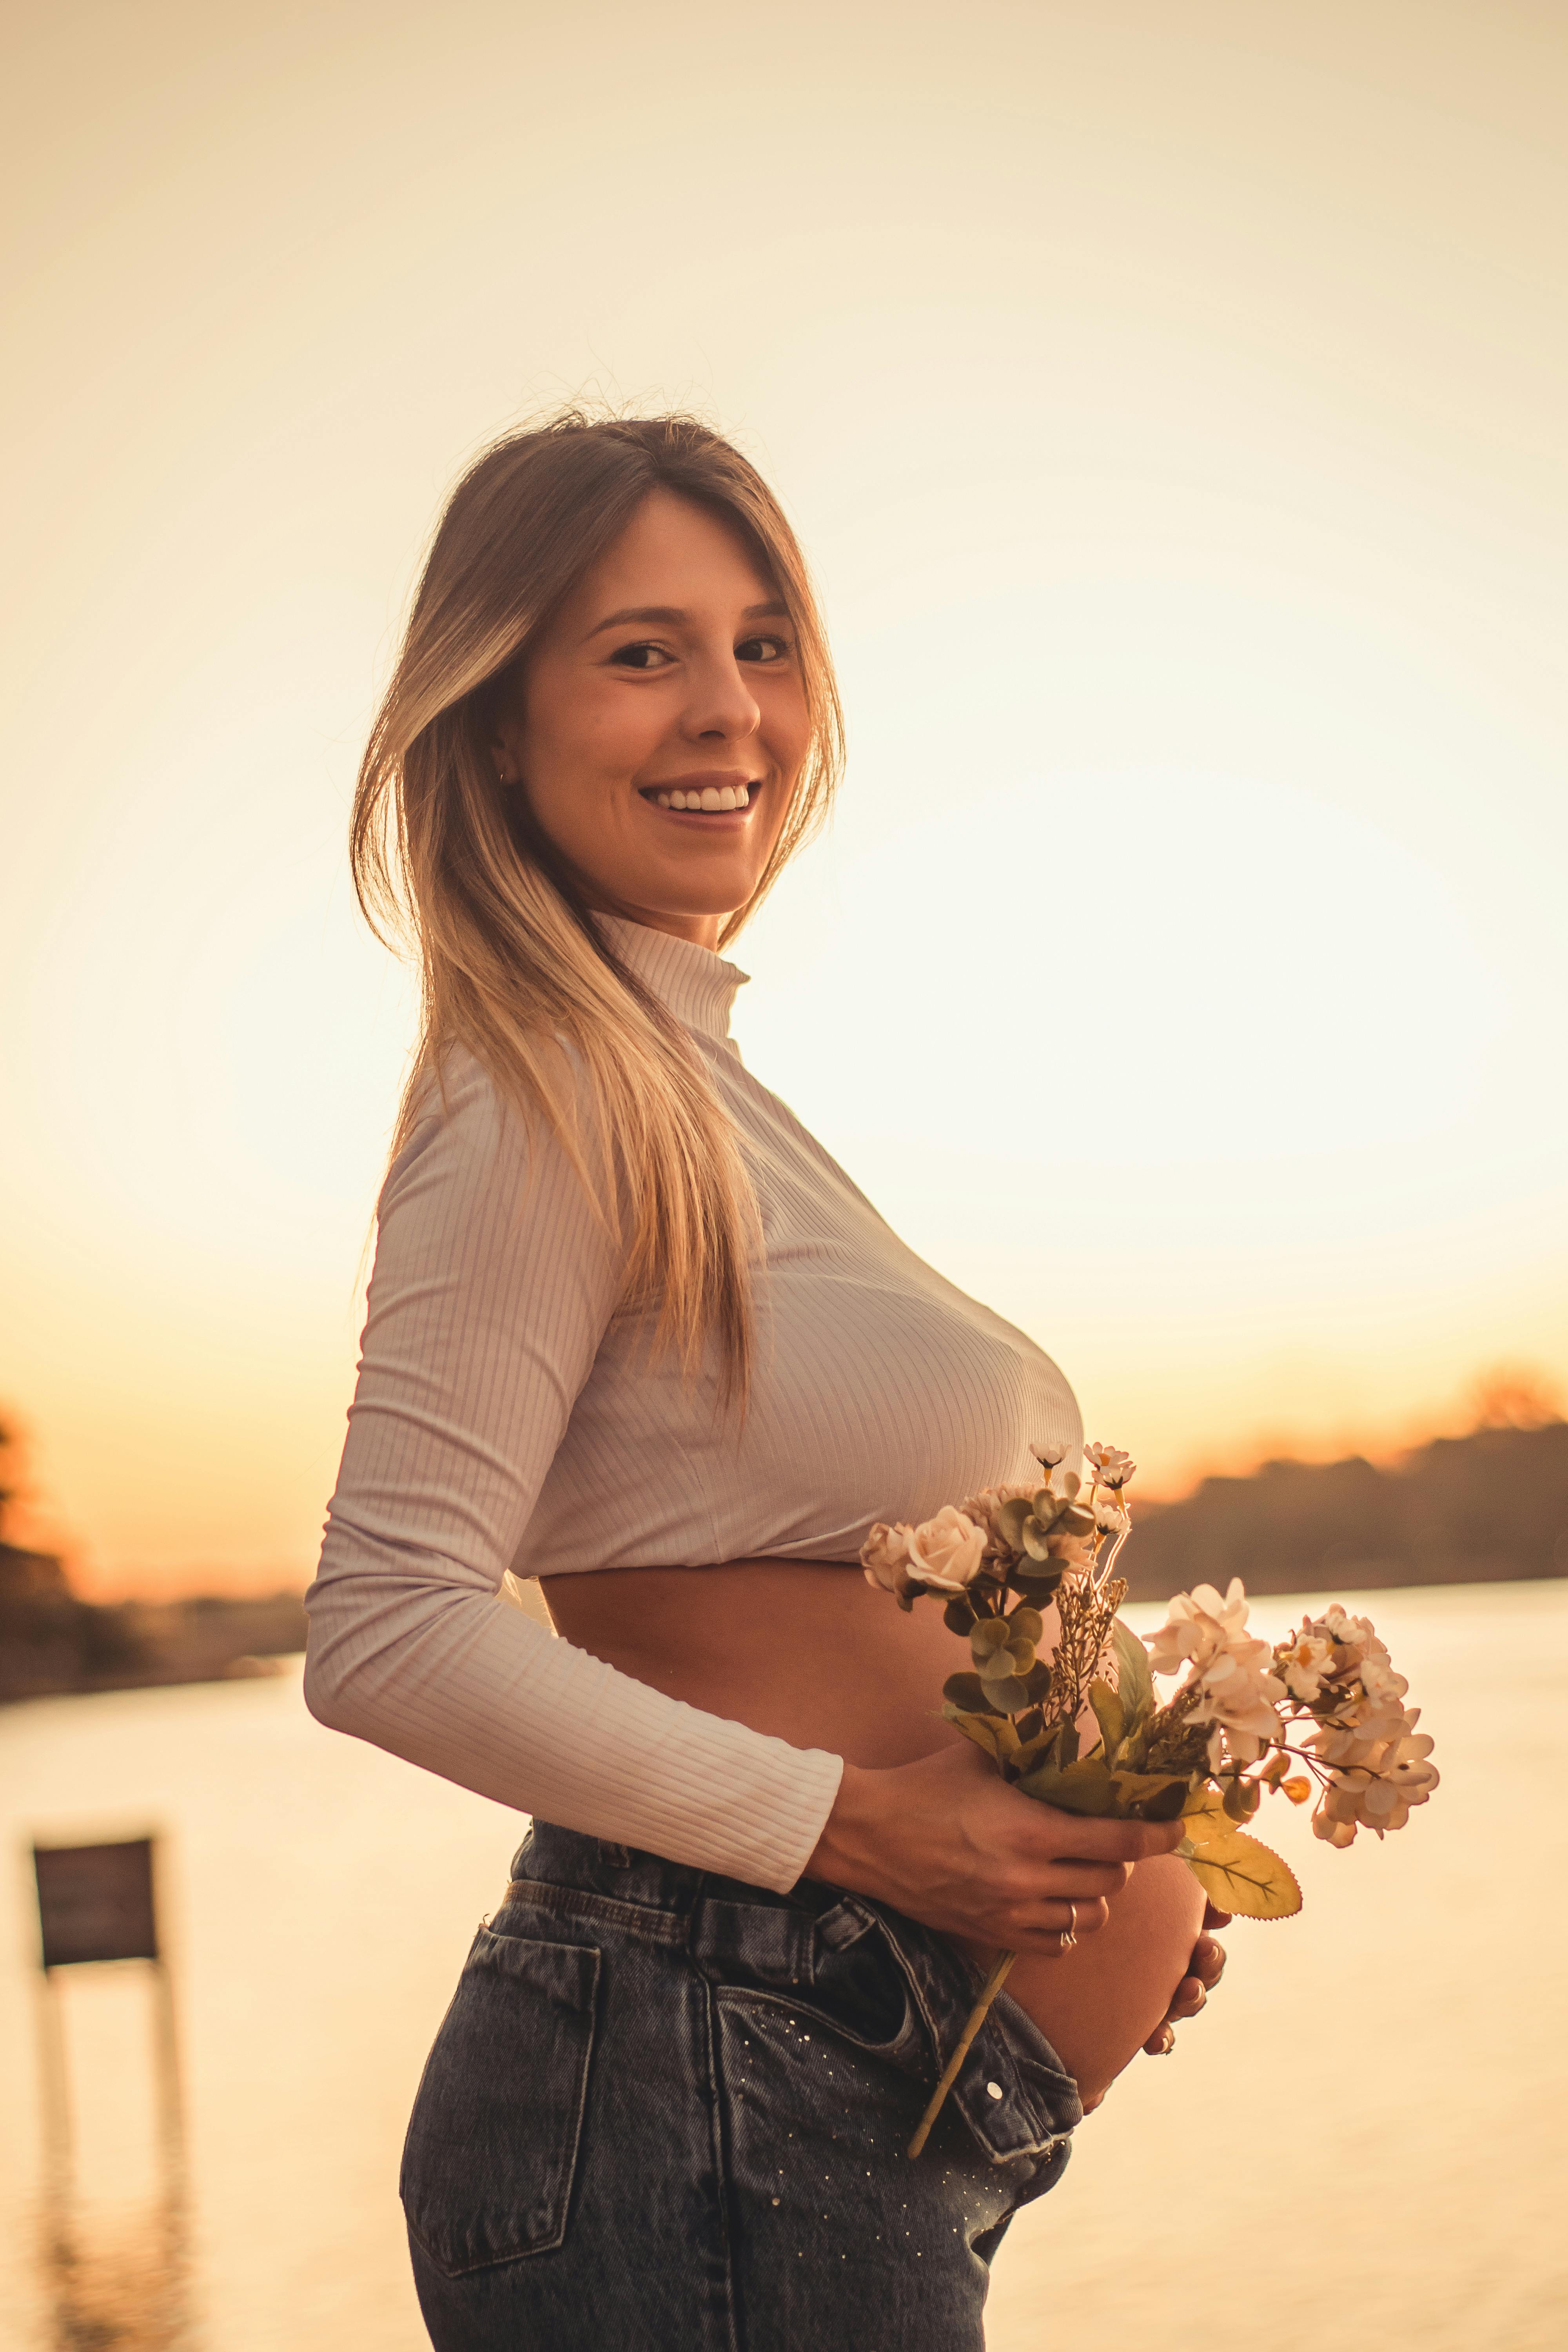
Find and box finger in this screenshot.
[1189,1935,1227,1988]
[1161,1977,1207,2023]
[1142,2024,1177,2058]
[1038,1860,1133,1902]
[1201,1904,1233,1930]
[1038,1814,1185,1863]
[1012,1896,1109,1955]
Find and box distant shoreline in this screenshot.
[6,1419,1563,1704]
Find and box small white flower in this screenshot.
[1146,1579,1253,1675]
[1310,1709,1439,1842]
[1094,1499,1129,1534]
[1083,1441,1136,1488]
[1030,1441,1068,1469]
[1276,1627,1336,1703]
[1147,1577,1287,1757]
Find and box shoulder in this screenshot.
[380,1041,603,1221]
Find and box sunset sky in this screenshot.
[4,1,1564,1597]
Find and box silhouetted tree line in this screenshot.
[1123,1419,1568,1601]
[0,1416,306,1703]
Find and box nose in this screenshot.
[681,646,762,744]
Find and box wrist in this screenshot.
[804,1760,889,1893]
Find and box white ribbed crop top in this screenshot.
[304,915,1082,1890]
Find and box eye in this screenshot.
[736,634,790,664]
[608,641,673,670]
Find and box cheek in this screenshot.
[767,683,812,773]
[521,685,655,826]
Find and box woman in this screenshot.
[305,412,1225,2351]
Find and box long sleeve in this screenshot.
[303,1052,843,1892]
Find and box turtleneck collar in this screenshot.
[594,913,750,1046]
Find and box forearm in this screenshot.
[303,1564,843,1892]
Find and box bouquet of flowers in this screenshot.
[862,1440,1439,2154]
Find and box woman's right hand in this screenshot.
[804,1738,1184,1955]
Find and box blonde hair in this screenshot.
[351,410,844,1400]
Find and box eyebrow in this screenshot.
[583,599,789,642]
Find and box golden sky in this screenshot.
[3,0,1564,1596]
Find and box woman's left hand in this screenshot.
[1144,1903,1230,2055]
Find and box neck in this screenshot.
[587,898,725,953]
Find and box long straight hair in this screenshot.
[351,411,845,1400]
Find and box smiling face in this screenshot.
[492,488,811,951]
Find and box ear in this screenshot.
[488,703,521,787]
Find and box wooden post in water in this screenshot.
[31,1834,194,2349]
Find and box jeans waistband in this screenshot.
[503,1821,1082,2172]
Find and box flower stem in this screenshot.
[906,1949,1018,2160]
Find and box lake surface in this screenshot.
[3,1581,1565,2351]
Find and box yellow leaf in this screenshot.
[1180,1826,1303,1920]
[1282,1777,1311,1804]
[941,1706,1020,1764]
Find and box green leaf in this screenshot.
[940,1704,1020,1766]
[1017,1756,1120,1815]
[942,1671,992,1712]
[997,1497,1033,1550]
[1021,1519,1054,1563]
[1112,1772,1190,1821]
[979,1673,1036,1715]
[1008,1606,1045,1645]
[943,1597,976,1635]
[946,1714,1005,1762]
[1087,1678,1125,1762]
[1011,1728,1056,1775]
[1110,1619,1154,1722]
[1013,1572,1063,1606]
[1022,1659,1054,1704]
[1180,1828,1302,1920]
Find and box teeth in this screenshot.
[656,783,753,812]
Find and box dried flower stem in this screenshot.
[906,1949,1018,2159]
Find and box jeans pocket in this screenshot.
[401,1925,600,2276]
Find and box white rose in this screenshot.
[904,1506,986,1593]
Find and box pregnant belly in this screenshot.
[542,1559,1205,2103]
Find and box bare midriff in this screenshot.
[542,1557,1205,2104]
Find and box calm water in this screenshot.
[3,1582,1566,2352]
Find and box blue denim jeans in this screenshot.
[401,1823,1081,2350]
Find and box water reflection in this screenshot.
[30,1959,196,2352]
[34,2200,193,2352]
